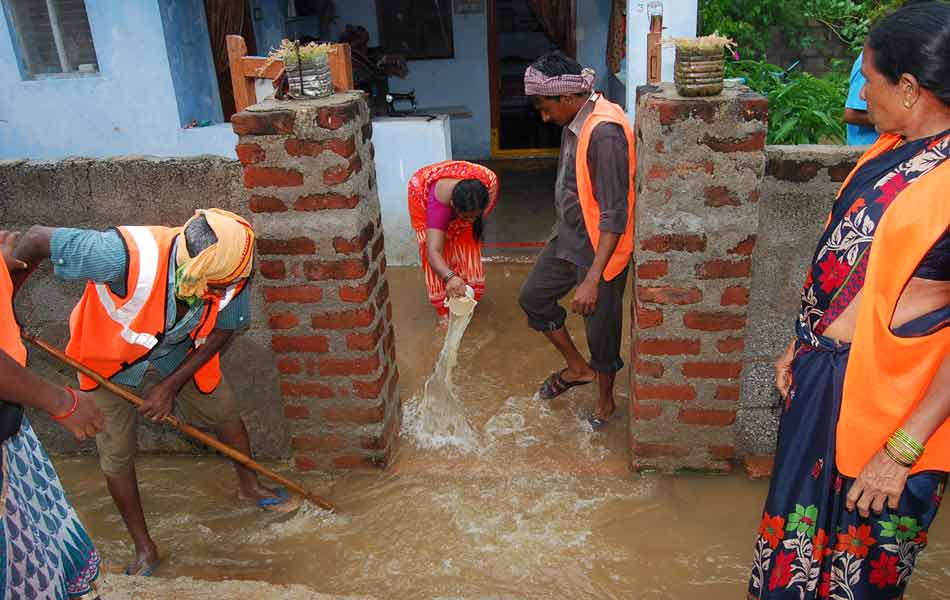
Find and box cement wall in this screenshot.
[736,144,863,458]
[0,156,290,458]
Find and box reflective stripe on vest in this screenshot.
[92,226,161,350]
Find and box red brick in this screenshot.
[294,455,319,471]
[375,280,391,310]
[231,110,295,135]
[244,166,303,189]
[236,143,265,165]
[280,381,335,398]
[682,361,743,379]
[703,186,740,207]
[305,256,369,281]
[740,96,769,122]
[635,384,696,401]
[646,161,714,181]
[319,353,380,376]
[721,286,750,306]
[678,408,736,426]
[702,131,766,153]
[634,442,690,458]
[333,222,374,255]
[717,337,745,354]
[339,271,379,303]
[636,306,663,329]
[267,312,299,330]
[766,159,820,182]
[346,319,385,350]
[311,306,375,330]
[271,335,329,353]
[652,98,718,125]
[371,234,385,261]
[635,358,664,378]
[354,364,390,399]
[259,260,286,280]
[632,403,663,420]
[294,193,361,211]
[285,135,356,158]
[333,455,380,469]
[248,195,287,213]
[258,237,315,255]
[636,338,701,356]
[360,435,384,450]
[744,455,775,479]
[684,311,747,332]
[276,358,302,375]
[828,161,856,182]
[324,404,385,424]
[317,103,359,130]
[283,404,310,419]
[695,259,751,279]
[710,445,736,460]
[716,384,741,401]
[292,435,346,451]
[728,235,757,256]
[640,234,707,253]
[637,260,668,280]
[323,155,362,186]
[263,286,323,304]
[638,286,702,305]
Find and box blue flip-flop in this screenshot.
[256,487,302,513]
[125,557,160,577]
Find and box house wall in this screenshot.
[0,0,237,160]
[158,0,223,126]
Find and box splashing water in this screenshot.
[402,302,481,452]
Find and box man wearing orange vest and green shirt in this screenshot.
[518,52,635,430]
[14,209,294,578]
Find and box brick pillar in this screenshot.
[231,92,399,471]
[630,83,768,472]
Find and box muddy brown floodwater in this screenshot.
[56,265,950,599]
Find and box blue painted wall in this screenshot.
[158,0,222,126]
[0,0,236,159]
[250,0,288,54]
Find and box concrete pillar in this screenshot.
[231,91,400,471]
[625,0,699,116]
[630,83,768,472]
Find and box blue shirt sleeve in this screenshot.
[215,282,252,330]
[846,53,868,111]
[50,228,128,292]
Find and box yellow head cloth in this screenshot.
[175,209,255,299]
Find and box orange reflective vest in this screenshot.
[66,226,246,393]
[836,134,950,476]
[575,95,636,282]
[0,258,26,367]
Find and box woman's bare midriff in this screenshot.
[822,277,950,343]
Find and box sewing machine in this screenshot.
[385,91,417,114]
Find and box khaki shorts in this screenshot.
[89,369,239,475]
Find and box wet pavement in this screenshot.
[54,264,950,599]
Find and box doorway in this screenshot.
[487,0,576,158]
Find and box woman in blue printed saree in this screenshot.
[749,4,950,599]
[0,231,104,599]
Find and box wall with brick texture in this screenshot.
[737,145,863,471]
[232,92,400,471]
[0,156,291,459]
[631,83,768,472]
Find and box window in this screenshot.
[377,0,454,60]
[4,0,99,77]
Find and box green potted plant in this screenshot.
[265,39,334,99]
[668,34,736,97]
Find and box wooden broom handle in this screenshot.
[22,332,336,513]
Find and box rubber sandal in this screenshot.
[257,488,302,514]
[538,369,592,400]
[586,410,624,431]
[124,557,161,577]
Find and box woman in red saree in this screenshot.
[408,161,499,318]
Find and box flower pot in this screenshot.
[674,46,725,97]
[286,53,333,99]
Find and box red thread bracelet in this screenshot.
[51,387,80,421]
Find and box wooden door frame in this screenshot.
[487,0,573,158]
